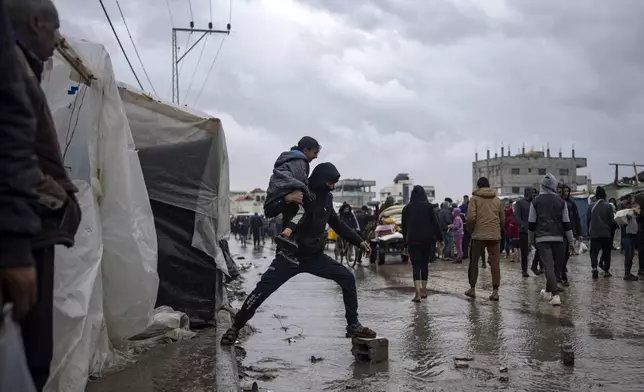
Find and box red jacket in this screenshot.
[504,204,519,239]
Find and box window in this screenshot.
[512,187,521,194]
[511,168,520,175]
[255,195,261,202]
[538,168,547,175]
[528,168,532,173]
[559,168,569,175]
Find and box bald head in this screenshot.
[6,0,60,61]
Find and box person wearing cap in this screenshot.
[265,137,320,264]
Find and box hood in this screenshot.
[452,207,461,218]
[308,162,340,194]
[409,185,429,203]
[274,150,309,168]
[472,187,497,198]
[340,202,352,214]
[523,186,534,200]
[561,183,572,200]
[540,173,558,195]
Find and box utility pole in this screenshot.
[171,23,230,105]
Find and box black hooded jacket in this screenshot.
[401,185,442,245]
[562,184,582,237]
[265,162,363,258]
[514,186,533,234]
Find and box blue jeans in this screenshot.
[443,231,453,258]
[623,233,637,275]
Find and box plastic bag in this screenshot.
[0,305,37,392]
[578,241,588,254]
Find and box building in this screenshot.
[472,146,587,196]
[379,173,436,203]
[230,188,266,215]
[331,178,376,207]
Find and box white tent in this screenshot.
[41,37,159,391]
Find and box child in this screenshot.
[449,207,464,263]
[265,136,320,264]
[505,202,520,263]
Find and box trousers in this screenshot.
[468,240,501,288]
[590,237,612,271]
[536,241,565,293]
[408,243,431,281]
[233,252,359,329]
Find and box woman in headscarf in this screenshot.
[401,186,442,302]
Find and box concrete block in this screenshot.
[351,337,389,364]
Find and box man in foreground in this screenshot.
[7,0,82,389]
[220,163,376,345]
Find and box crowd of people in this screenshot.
[401,175,644,307]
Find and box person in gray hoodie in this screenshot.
[528,174,575,307]
[587,186,615,279]
[438,201,454,259]
[514,186,536,277]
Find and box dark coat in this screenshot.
[401,185,442,245]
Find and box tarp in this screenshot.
[41,38,158,391]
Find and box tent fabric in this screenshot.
[41,38,159,391]
[118,83,231,275]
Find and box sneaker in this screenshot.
[592,269,599,280]
[561,278,570,287]
[489,290,499,301]
[522,271,530,278]
[531,266,541,276]
[346,323,376,339]
[274,233,299,255]
[624,274,639,281]
[550,295,561,306]
[540,289,552,301]
[604,271,612,278]
[464,288,476,298]
[277,249,300,266]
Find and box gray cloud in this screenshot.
[55,0,644,200]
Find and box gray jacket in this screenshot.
[528,174,574,244]
[587,200,614,239]
[265,150,310,205]
[438,204,453,231]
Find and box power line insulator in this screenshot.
[227,23,231,30]
[190,21,194,28]
[208,22,213,29]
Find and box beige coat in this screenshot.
[466,187,505,241]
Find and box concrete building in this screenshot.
[331,178,376,207]
[379,173,436,203]
[230,188,266,215]
[472,146,587,196]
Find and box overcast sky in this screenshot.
[56,0,643,200]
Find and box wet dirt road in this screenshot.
[233,241,644,392]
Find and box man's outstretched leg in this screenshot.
[221,255,299,345]
[301,253,376,338]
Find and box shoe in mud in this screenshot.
[624,274,639,281]
[604,271,612,278]
[550,295,561,307]
[464,288,476,299]
[540,289,552,301]
[522,271,530,278]
[592,269,599,280]
[274,233,299,255]
[220,327,240,346]
[561,277,570,286]
[277,249,299,266]
[346,323,377,339]
[489,290,499,301]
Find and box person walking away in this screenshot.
[0,1,40,388]
[449,207,464,263]
[513,187,535,277]
[401,186,442,302]
[528,174,575,307]
[465,177,504,301]
[7,1,83,389]
[504,202,520,264]
[608,198,618,249]
[587,186,614,279]
[239,217,249,248]
[438,201,454,259]
[617,202,639,281]
[459,196,470,259]
[561,184,583,285]
[337,203,360,260]
[220,163,376,345]
[265,137,320,262]
[250,213,263,248]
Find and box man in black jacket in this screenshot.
[514,186,535,277]
[559,184,583,285]
[220,163,376,346]
[588,186,614,279]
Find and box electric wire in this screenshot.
[114,0,158,95]
[188,0,194,21]
[165,0,175,26]
[192,35,226,106]
[98,0,144,90]
[182,34,210,103]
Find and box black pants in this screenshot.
[623,233,638,275]
[21,246,54,392]
[562,238,571,279]
[408,243,431,281]
[428,241,437,262]
[590,237,612,271]
[531,248,543,270]
[233,252,359,330]
[639,231,644,272]
[519,232,530,272]
[462,230,471,259]
[252,228,261,247]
